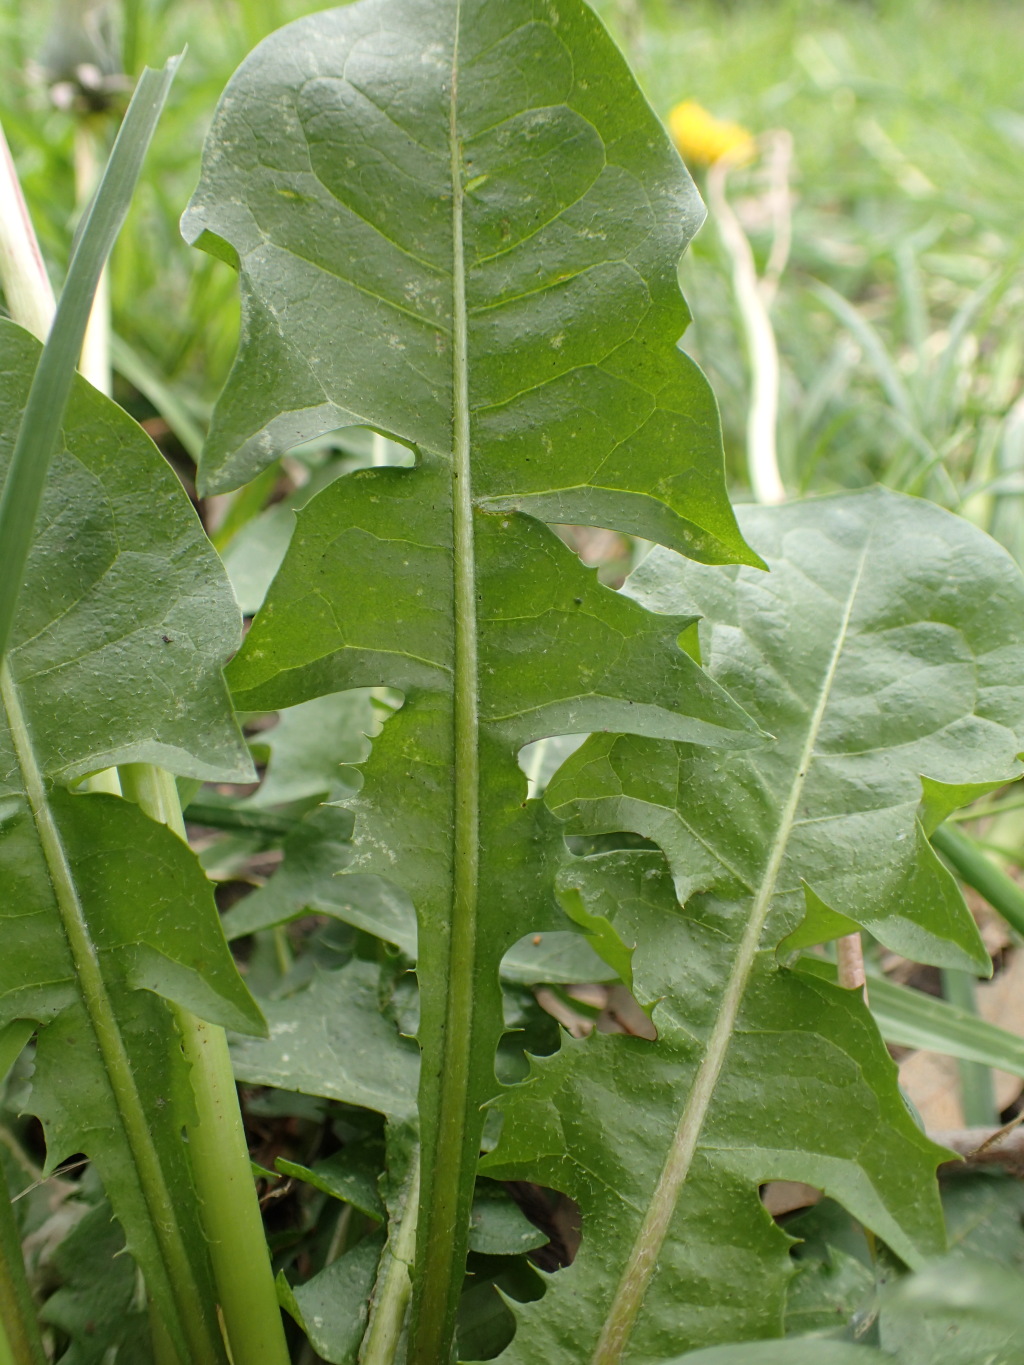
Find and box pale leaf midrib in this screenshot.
[407,1,480,1359]
[590,539,871,1364]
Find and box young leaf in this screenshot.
[0,320,256,1364]
[783,1207,875,1339]
[486,488,1024,1362]
[230,958,418,1120]
[184,1,766,1355]
[276,1232,385,1365]
[244,689,376,810]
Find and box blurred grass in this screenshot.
[0,0,326,433]
[593,0,1024,550]
[2,0,1021,548]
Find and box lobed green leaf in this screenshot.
[486,488,1024,1361]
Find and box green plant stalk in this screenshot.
[119,764,290,1365]
[361,1154,420,1365]
[150,1299,184,1365]
[941,969,998,1127]
[183,799,296,836]
[122,0,143,74]
[931,823,1024,938]
[950,793,1024,822]
[407,13,477,1356]
[706,152,785,506]
[209,462,278,550]
[0,1323,16,1365]
[0,1172,46,1365]
[0,666,223,1365]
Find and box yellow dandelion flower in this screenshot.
[667,100,756,167]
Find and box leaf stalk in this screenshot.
[0,1175,46,1365]
[361,1152,420,1364]
[408,5,479,1359]
[0,122,55,343]
[706,152,785,506]
[0,665,223,1365]
[118,764,291,1365]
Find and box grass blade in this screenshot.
[110,332,206,461]
[941,968,998,1125]
[812,280,917,424]
[801,957,1024,1076]
[931,822,1024,937]
[0,55,180,660]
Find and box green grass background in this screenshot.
[1,0,1022,539]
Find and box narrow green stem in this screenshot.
[941,969,998,1127]
[184,799,297,837]
[110,334,207,463]
[0,1173,46,1365]
[931,822,1024,938]
[706,154,785,506]
[0,666,222,1365]
[150,1301,184,1365]
[361,1153,420,1365]
[949,792,1024,823]
[122,0,146,73]
[119,763,291,1365]
[272,926,293,977]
